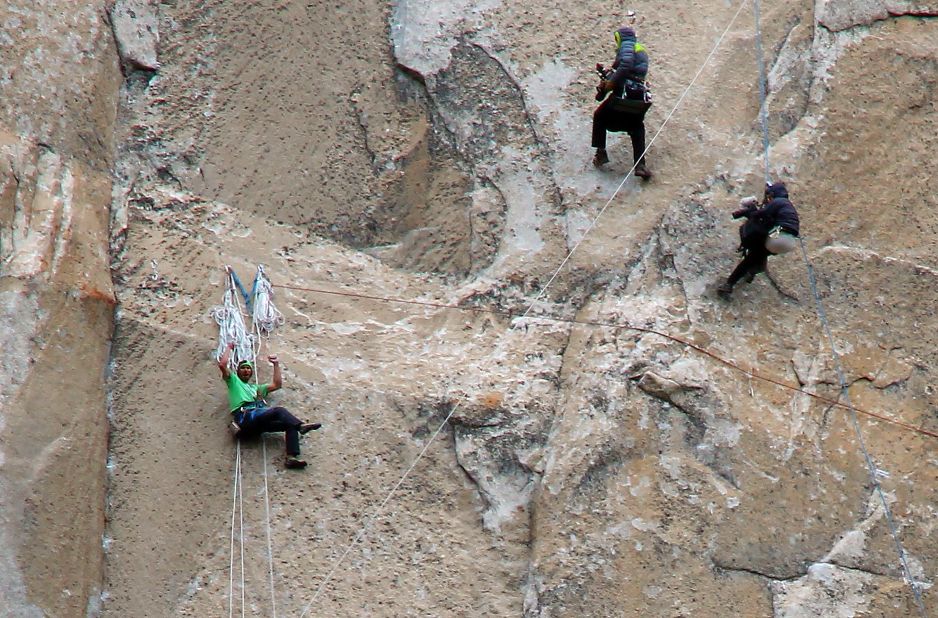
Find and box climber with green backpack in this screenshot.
[592,25,653,179]
[219,342,320,469]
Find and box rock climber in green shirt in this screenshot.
[219,342,320,469]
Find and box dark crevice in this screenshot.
[713,562,801,582]
[714,559,892,582]
[466,40,566,216]
[348,87,378,172]
[450,424,491,511]
[818,10,938,35]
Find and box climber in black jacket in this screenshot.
[592,26,652,179]
[718,182,800,298]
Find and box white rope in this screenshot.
[749,1,924,609]
[525,0,751,315]
[237,447,245,618]
[262,438,278,618]
[298,3,751,611]
[299,401,461,616]
[249,279,280,618]
[252,265,285,336]
[219,264,285,617]
[212,272,256,369]
[228,442,241,618]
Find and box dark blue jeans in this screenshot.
[235,406,302,456]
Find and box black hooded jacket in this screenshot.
[745,183,800,237]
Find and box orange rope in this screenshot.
[274,282,938,441]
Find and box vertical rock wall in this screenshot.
[0,2,120,615]
[3,0,937,616]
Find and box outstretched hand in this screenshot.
[268,354,279,365]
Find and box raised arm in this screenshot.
[266,354,282,393]
[218,342,234,379]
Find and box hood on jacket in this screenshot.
[765,182,789,200]
[615,27,636,49]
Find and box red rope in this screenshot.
[273,283,938,440]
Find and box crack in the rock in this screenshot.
[449,422,490,507]
[763,14,815,142]
[654,224,694,329]
[467,41,567,217]
[713,562,801,582]
[818,9,938,34]
[392,63,465,169]
[467,41,548,158]
[715,559,896,583]
[516,292,583,616]
[348,88,378,172]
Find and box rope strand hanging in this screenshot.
[273,281,938,440]
[752,0,926,611]
[298,3,758,613]
[216,264,284,618]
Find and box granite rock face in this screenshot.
[109,0,160,74]
[2,1,937,617]
[0,3,119,615]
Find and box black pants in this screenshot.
[236,406,302,456]
[727,247,769,286]
[592,99,647,163]
[728,224,769,286]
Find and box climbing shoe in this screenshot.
[299,422,322,434]
[634,162,652,180]
[592,149,610,167]
[284,457,308,470]
[716,282,734,299]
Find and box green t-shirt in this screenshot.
[224,373,269,413]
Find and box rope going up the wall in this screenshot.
[297,3,756,614]
[751,0,926,612]
[214,264,285,618]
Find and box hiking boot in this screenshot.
[592,149,610,167]
[299,422,322,435]
[285,457,308,470]
[716,282,734,299]
[634,162,652,180]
